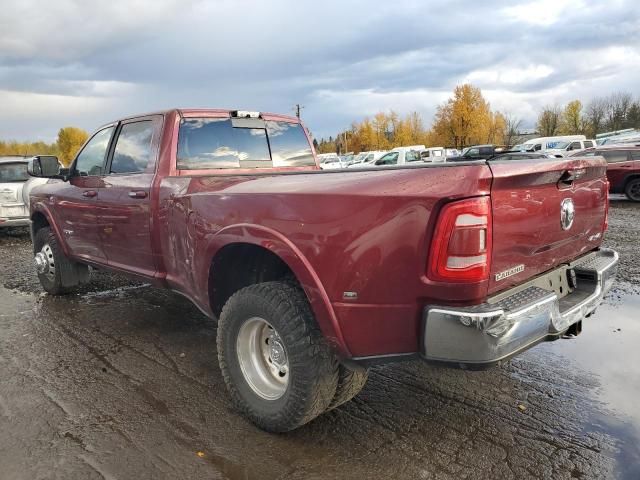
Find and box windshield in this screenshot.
[548,141,571,149]
[0,162,29,182]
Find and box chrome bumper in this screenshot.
[0,217,30,227]
[422,248,619,368]
[0,202,30,227]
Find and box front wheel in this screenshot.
[33,227,90,295]
[625,178,640,202]
[217,281,338,432]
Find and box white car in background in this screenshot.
[317,154,344,170]
[519,135,592,157]
[545,139,597,157]
[374,146,425,166]
[0,156,48,228]
[420,147,447,162]
[347,151,387,168]
[446,148,461,158]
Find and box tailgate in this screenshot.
[487,156,607,295]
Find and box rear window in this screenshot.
[177,118,314,170]
[266,121,314,167]
[0,162,29,182]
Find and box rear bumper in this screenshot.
[0,217,30,227]
[421,248,618,368]
[0,203,30,227]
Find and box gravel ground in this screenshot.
[0,197,638,479]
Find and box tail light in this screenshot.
[604,181,610,232]
[428,196,492,282]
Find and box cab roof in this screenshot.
[107,108,300,125]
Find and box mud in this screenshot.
[0,196,638,479]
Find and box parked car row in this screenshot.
[319,145,457,169]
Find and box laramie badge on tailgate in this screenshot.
[495,264,525,281]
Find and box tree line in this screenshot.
[537,94,640,138]
[315,84,640,154]
[0,127,88,167]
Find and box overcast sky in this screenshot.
[1,0,639,141]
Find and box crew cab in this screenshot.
[28,108,618,432]
[570,145,640,201]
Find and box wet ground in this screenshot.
[0,197,639,480]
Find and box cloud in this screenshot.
[502,0,587,26]
[0,0,638,140]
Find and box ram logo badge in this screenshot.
[560,198,575,231]
[495,264,525,281]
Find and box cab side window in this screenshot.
[376,152,399,165]
[569,141,581,150]
[74,127,114,176]
[602,151,630,163]
[406,151,420,162]
[466,148,480,157]
[110,121,155,174]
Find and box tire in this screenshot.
[33,227,90,295]
[625,178,640,202]
[217,281,338,432]
[326,364,368,411]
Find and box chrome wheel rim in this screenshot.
[236,317,289,400]
[34,244,55,280]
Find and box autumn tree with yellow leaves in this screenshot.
[317,110,429,154]
[317,83,510,153]
[427,84,507,148]
[56,127,89,166]
[0,126,88,167]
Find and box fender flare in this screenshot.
[30,203,70,257]
[202,223,351,358]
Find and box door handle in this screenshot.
[128,190,148,199]
[82,190,97,198]
[559,168,586,185]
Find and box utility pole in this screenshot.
[294,104,304,118]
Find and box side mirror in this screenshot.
[28,156,68,180]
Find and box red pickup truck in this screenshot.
[570,145,640,201]
[27,109,618,432]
